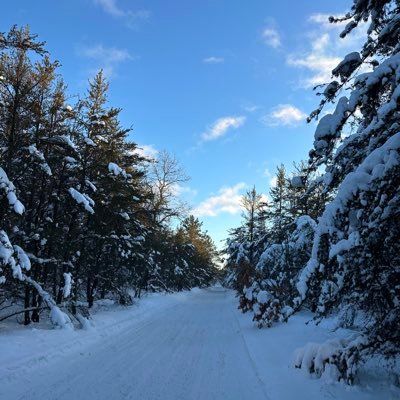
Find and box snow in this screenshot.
[290,175,304,188]
[49,307,73,330]
[244,285,254,301]
[84,137,95,146]
[0,232,32,281]
[61,135,76,150]
[62,272,72,298]
[28,144,52,176]
[108,162,129,179]
[64,156,77,164]
[0,230,15,282]
[119,212,130,220]
[22,275,73,330]
[85,179,97,192]
[68,188,95,214]
[13,245,31,271]
[0,289,397,400]
[332,52,362,81]
[294,339,347,377]
[257,290,272,304]
[0,167,24,214]
[297,131,400,300]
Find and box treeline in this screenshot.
[224,0,400,384]
[0,26,218,328]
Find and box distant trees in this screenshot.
[224,0,400,383]
[224,165,322,322]
[147,150,190,225]
[224,186,267,293]
[0,26,218,328]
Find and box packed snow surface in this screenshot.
[0,289,397,400]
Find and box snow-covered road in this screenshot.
[1,287,270,400]
[1,288,397,400]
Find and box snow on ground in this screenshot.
[0,288,398,400]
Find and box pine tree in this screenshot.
[293,0,400,382]
[0,26,218,329]
[223,186,268,294]
[0,26,72,327]
[266,165,292,243]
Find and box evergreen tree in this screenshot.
[293,0,400,381]
[0,26,218,328]
[266,165,292,243]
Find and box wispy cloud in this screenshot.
[263,167,278,187]
[203,56,224,64]
[262,104,307,127]
[79,44,133,78]
[243,104,261,113]
[201,116,246,142]
[287,35,341,88]
[93,0,150,29]
[171,184,198,199]
[308,14,347,29]
[287,13,368,88]
[133,144,158,160]
[81,45,132,63]
[193,183,246,217]
[269,175,278,188]
[262,27,281,49]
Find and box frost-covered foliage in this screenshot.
[294,0,400,381]
[294,335,369,384]
[68,188,95,214]
[243,216,315,327]
[0,231,31,282]
[224,1,400,383]
[223,164,322,323]
[223,187,269,292]
[0,167,24,214]
[0,26,218,329]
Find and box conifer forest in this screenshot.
[0,1,399,399]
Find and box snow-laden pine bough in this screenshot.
[290,0,400,383]
[240,216,315,328]
[237,0,400,384]
[0,168,73,329]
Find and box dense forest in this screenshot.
[223,0,400,383]
[0,26,219,328]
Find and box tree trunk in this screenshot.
[24,286,31,325]
[31,293,40,322]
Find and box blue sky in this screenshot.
[1,0,364,248]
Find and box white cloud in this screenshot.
[263,168,272,178]
[287,34,341,88]
[81,45,132,63]
[262,27,281,49]
[262,104,307,127]
[269,176,278,188]
[171,184,198,199]
[193,183,246,217]
[308,14,348,29]
[201,116,246,142]
[133,144,158,160]
[79,44,133,77]
[287,13,368,88]
[263,167,278,187]
[243,104,261,113]
[203,56,224,64]
[93,0,150,29]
